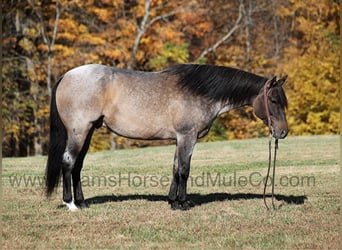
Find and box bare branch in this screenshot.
[244,0,252,71]
[28,1,61,94]
[195,1,244,62]
[148,9,184,27]
[127,1,183,69]
[46,2,61,95]
[28,0,49,45]
[128,0,152,69]
[50,2,60,50]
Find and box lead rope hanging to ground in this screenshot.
[263,136,272,210]
[263,136,278,210]
[262,79,279,210]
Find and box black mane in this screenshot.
[166,64,268,104]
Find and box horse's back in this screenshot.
[56,64,177,138]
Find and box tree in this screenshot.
[280,0,340,135]
[2,1,37,156]
[2,0,339,156]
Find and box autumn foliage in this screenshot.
[2,0,340,156]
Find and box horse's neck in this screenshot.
[218,91,260,115]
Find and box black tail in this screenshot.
[45,76,67,196]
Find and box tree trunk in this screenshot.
[244,0,252,71]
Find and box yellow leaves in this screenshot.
[182,11,212,37]
[59,18,79,33]
[91,8,112,23]
[19,38,34,52]
[6,125,20,141]
[276,5,294,17]
[149,42,189,70]
[117,19,137,37]
[4,0,340,156]
[78,24,88,33]
[57,32,77,42]
[221,0,339,138]
[53,44,76,56]
[102,49,125,61]
[284,25,339,135]
[303,111,339,134]
[80,34,107,45]
[157,26,183,43]
[196,22,213,34]
[328,112,340,131]
[140,36,151,45]
[24,28,40,39]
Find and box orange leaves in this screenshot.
[57,18,80,42]
[181,10,212,37]
[102,49,126,62]
[117,19,137,38]
[2,0,340,155]
[91,8,113,23]
[80,34,107,45]
[53,44,76,57]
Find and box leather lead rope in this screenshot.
[262,79,279,210]
[263,137,278,210]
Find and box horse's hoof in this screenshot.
[179,200,194,210]
[63,201,78,211]
[169,200,194,210]
[169,200,179,210]
[75,200,89,209]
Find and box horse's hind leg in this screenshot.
[62,123,93,210]
[72,126,96,208]
[168,132,197,210]
[62,150,77,211]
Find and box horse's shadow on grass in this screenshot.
[85,193,307,208]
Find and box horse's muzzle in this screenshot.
[271,127,288,139]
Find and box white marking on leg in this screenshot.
[63,151,71,163]
[63,151,76,166]
[63,201,78,211]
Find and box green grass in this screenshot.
[2,135,340,249]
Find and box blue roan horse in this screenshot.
[45,64,288,210]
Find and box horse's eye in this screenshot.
[271,98,277,104]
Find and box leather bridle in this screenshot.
[262,79,279,210]
[263,81,272,134]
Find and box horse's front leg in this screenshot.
[168,132,197,210]
[168,149,179,208]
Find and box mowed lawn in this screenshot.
[2,135,339,249]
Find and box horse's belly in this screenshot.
[104,114,176,140]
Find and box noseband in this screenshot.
[263,79,279,210]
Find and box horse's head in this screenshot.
[253,76,288,139]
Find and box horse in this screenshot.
[45,64,288,211]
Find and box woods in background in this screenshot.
[2,0,340,156]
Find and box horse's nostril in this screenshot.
[281,129,288,138]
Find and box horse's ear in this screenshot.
[266,76,277,89]
[277,75,288,86]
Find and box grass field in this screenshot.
[2,135,340,249]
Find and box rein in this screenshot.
[262,80,279,210]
